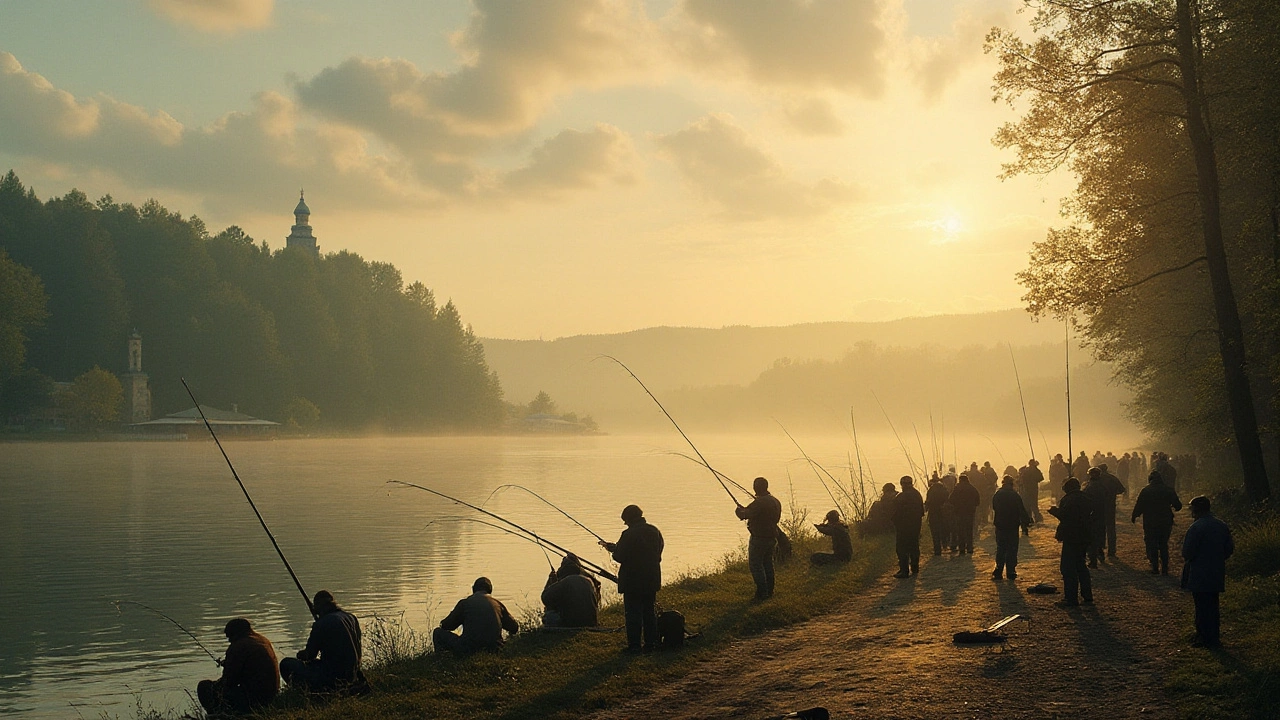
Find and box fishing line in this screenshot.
[114,600,222,666]
[426,516,557,571]
[181,378,315,619]
[1008,343,1036,462]
[482,484,607,544]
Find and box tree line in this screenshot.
[0,171,503,430]
[993,0,1280,500]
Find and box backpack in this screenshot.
[657,609,686,650]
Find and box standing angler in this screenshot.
[1131,471,1184,575]
[948,474,981,555]
[892,476,925,578]
[1048,478,1095,607]
[1097,464,1128,558]
[925,475,951,556]
[735,476,783,600]
[601,504,664,652]
[1181,496,1234,648]
[990,476,1031,580]
[280,591,363,692]
[1082,469,1110,568]
[1018,459,1045,523]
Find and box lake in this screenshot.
[0,431,1132,717]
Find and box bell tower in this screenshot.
[122,329,151,422]
[285,190,320,256]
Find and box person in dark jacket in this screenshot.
[280,591,362,692]
[859,483,898,537]
[197,618,279,714]
[735,476,783,600]
[891,476,925,578]
[978,462,1000,525]
[1153,452,1179,493]
[600,504,664,652]
[435,577,520,654]
[1049,453,1069,504]
[811,509,853,565]
[1097,464,1128,557]
[1048,478,1094,606]
[925,476,951,555]
[541,554,601,628]
[1071,452,1091,486]
[1182,496,1234,648]
[1082,469,1111,567]
[1018,459,1045,522]
[1131,471,1183,574]
[948,474,981,555]
[991,476,1032,580]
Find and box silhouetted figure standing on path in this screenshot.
[735,476,783,600]
[601,504,664,652]
[948,475,981,554]
[991,476,1031,580]
[1097,464,1128,557]
[892,476,925,578]
[979,462,1000,525]
[1049,454,1069,504]
[810,510,852,565]
[280,591,362,692]
[197,618,279,715]
[1153,453,1179,494]
[1131,471,1183,574]
[1071,452,1091,487]
[925,476,950,556]
[434,577,520,654]
[1082,469,1110,568]
[1182,496,1233,648]
[1018,459,1045,522]
[1048,478,1094,606]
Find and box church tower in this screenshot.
[285,190,320,256]
[122,329,151,422]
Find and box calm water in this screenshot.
[0,431,1118,717]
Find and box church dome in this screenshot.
[294,191,310,217]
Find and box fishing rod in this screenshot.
[482,484,607,544]
[181,378,315,619]
[389,480,618,582]
[1007,344,1035,462]
[978,433,1007,467]
[871,390,920,481]
[1065,320,1074,464]
[912,424,930,482]
[114,600,222,666]
[928,410,939,476]
[426,516,557,571]
[1038,429,1052,463]
[597,355,745,508]
[775,420,857,512]
[665,451,755,497]
[850,407,873,485]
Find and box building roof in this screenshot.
[131,405,279,427]
[294,190,310,217]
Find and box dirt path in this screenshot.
[595,500,1189,719]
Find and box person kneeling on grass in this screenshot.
[197,618,279,715]
[811,509,852,566]
[541,554,601,628]
[280,590,364,693]
[434,576,520,655]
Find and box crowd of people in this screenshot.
[194,449,1233,716]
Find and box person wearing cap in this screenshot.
[1048,477,1095,606]
[435,577,520,654]
[280,590,362,691]
[1181,496,1234,648]
[990,475,1031,580]
[1131,470,1184,574]
[600,504,664,652]
[810,509,853,566]
[735,476,783,601]
[196,618,279,714]
[891,476,924,578]
[541,554,602,628]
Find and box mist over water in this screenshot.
[0,430,1141,717]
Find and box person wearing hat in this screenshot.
[600,504,664,652]
[196,618,279,714]
[1048,477,1095,606]
[280,590,362,691]
[541,554,602,628]
[1131,470,1184,574]
[1182,496,1234,648]
[810,509,852,566]
[435,577,520,654]
[735,476,783,601]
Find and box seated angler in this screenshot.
[434,577,520,655]
[280,591,363,693]
[811,510,853,565]
[541,554,602,628]
[196,618,279,715]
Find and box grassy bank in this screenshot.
[1166,504,1280,719]
[248,531,892,720]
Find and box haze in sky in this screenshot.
[0,0,1069,339]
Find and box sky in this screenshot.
[0,0,1070,340]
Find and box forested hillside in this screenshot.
[0,172,502,429]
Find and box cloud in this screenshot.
[781,98,846,136]
[147,0,273,34]
[671,0,888,95]
[500,124,637,198]
[910,2,1009,99]
[654,114,856,219]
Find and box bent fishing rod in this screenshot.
[426,516,558,572]
[482,484,608,544]
[114,600,222,666]
[389,480,618,583]
[181,378,315,619]
[775,420,858,511]
[597,355,746,508]
[665,451,755,498]
[871,390,921,481]
[1008,343,1035,462]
